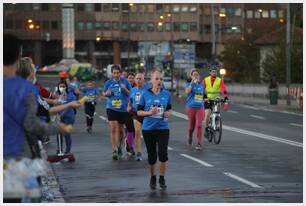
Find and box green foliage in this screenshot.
[219,38,260,83]
[262,42,302,83]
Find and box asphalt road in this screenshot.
[40,76,302,203]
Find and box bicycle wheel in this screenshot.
[213,116,222,144]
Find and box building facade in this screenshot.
[4,3,287,71]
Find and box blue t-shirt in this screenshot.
[82,87,99,103]
[185,82,205,108]
[4,76,37,157]
[129,87,145,113]
[70,81,80,89]
[103,78,132,112]
[138,88,172,130]
[57,90,77,119]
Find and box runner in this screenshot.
[103,65,132,160]
[127,72,137,87]
[137,69,172,189]
[82,80,100,133]
[128,72,146,161]
[184,69,205,150]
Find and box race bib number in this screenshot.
[88,95,95,101]
[135,93,141,103]
[194,94,203,102]
[151,106,164,119]
[112,99,122,108]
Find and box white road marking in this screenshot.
[281,110,303,116]
[99,115,109,122]
[227,110,238,114]
[250,115,265,120]
[239,104,302,116]
[290,123,303,128]
[239,105,260,110]
[180,154,213,167]
[168,146,174,150]
[223,172,263,189]
[171,111,302,148]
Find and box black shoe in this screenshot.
[150,176,156,189]
[159,176,167,189]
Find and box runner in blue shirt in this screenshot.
[184,69,205,150]
[103,64,133,160]
[128,72,146,161]
[137,69,172,190]
[82,80,100,133]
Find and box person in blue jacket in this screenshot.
[82,80,100,133]
[103,64,133,160]
[56,80,77,154]
[137,69,172,190]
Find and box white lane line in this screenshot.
[227,110,238,114]
[99,115,109,122]
[290,123,303,128]
[171,111,302,148]
[180,154,213,167]
[224,172,263,189]
[168,146,174,150]
[239,105,260,110]
[250,115,265,120]
[281,110,303,116]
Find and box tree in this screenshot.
[261,41,302,83]
[219,37,260,83]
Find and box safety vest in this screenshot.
[204,76,222,100]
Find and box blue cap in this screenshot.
[209,65,218,71]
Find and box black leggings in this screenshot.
[143,129,169,165]
[85,102,96,127]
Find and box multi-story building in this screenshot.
[4,3,288,71]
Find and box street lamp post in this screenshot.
[286,3,291,106]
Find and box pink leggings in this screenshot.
[186,107,205,144]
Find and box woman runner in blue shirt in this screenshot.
[137,69,172,190]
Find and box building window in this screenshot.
[247,28,252,33]
[165,23,171,31]
[190,5,197,12]
[147,4,155,13]
[33,4,40,10]
[95,22,102,29]
[121,22,128,31]
[190,22,197,31]
[139,4,146,12]
[51,21,58,30]
[246,10,253,18]
[77,4,85,11]
[103,22,111,30]
[254,11,261,18]
[204,25,211,33]
[164,5,171,13]
[147,23,155,31]
[85,4,94,12]
[130,5,137,13]
[157,23,163,32]
[138,23,146,31]
[112,4,120,11]
[78,22,84,30]
[49,4,58,11]
[270,10,277,18]
[181,23,189,31]
[42,21,49,30]
[156,4,163,13]
[173,22,180,31]
[41,3,49,11]
[121,3,129,12]
[181,5,189,12]
[130,23,137,31]
[103,4,111,12]
[172,5,180,13]
[262,10,269,18]
[204,7,211,15]
[226,8,235,16]
[94,4,101,12]
[278,10,285,18]
[86,22,93,30]
[235,8,242,16]
[112,22,120,30]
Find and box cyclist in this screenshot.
[103,65,132,160]
[185,69,205,150]
[202,65,228,138]
[128,72,146,161]
[137,69,172,189]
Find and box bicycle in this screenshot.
[206,97,228,144]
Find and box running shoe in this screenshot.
[195,143,202,150]
[112,150,118,160]
[150,176,156,189]
[159,176,167,189]
[135,152,143,161]
[86,127,92,133]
